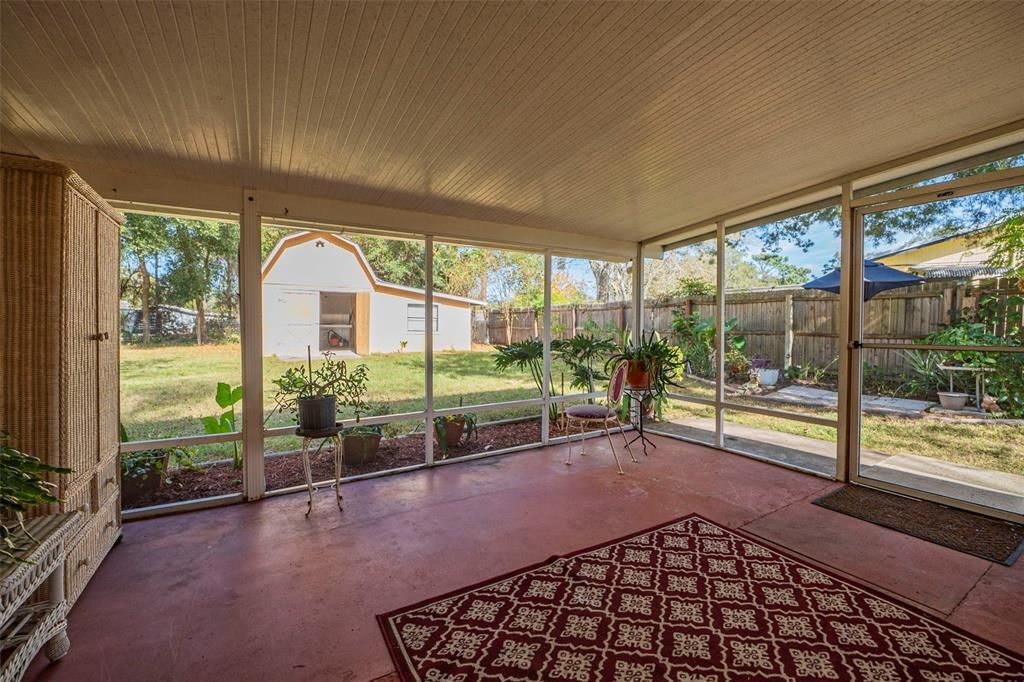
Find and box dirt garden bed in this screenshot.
[123,418,576,510]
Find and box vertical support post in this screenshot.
[542,250,552,444]
[715,221,726,448]
[836,182,855,483]
[240,188,264,501]
[783,293,794,370]
[424,236,434,466]
[632,243,644,340]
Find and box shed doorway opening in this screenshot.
[319,291,357,353]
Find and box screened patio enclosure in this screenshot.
[2,0,1023,527]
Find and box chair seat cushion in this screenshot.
[565,404,616,419]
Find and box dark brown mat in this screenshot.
[814,485,1024,565]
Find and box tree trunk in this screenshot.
[139,260,151,344]
[195,297,206,345]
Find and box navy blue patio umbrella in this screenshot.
[802,260,925,300]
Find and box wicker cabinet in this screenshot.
[0,154,124,607]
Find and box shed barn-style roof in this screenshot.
[262,231,486,307]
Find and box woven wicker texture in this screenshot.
[62,186,99,488]
[1,165,64,513]
[1,154,124,607]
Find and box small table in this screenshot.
[296,426,344,515]
[623,386,658,456]
[1,512,82,682]
[938,364,995,411]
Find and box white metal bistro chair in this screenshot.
[563,360,637,474]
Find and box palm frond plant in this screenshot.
[605,330,685,396]
[493,338,560,420]
[1,433,73,564]
[551,333,617,397]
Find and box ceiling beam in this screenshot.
[78,164,637,260]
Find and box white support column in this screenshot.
[424,236,435,465]
[240,188,264,500]
[632,243,644,340]
[715,221,726,448]
[541,250,552,444]
[837,182,862,483]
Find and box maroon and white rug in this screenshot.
[378,514,1024,681]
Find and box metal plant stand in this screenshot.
[938,364,995,412]
[623,386,658,456]
[296,426,344,515]
[1,512,82,682]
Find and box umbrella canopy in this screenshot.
[803,259,925,300]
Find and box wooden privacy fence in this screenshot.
[477,279,1022,376]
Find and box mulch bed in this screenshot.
[123,418,573,510]
[815,485,1024,565]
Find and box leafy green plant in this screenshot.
[493,338,559,420]
[272,350,370,418]
[899,349,948,398]
[552,333,617,395]
[341,401,391,438]
[201,382,242,470]
[1,434,73,563]
[433,398,478,458]
[605,330,685,397]
[669,312,746,381]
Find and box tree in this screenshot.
[756,155,1024,258]
[983,210,1024,283]
[120,214,169,343]
[162,220,238,344]
[751,253,812,285]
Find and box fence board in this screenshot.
[476,278,1021,375]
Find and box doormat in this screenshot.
[814,485,1024,565]
[378,514,1024,681]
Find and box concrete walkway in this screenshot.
[761,385,935,417]
[650,417,1024,516]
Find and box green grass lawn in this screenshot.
[120,342,546,442]
[659,400,1024,476]
[120,342,1023,477]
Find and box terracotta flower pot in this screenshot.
[626,360,653,389]
[436,417,466,448]
[342,433,382,465]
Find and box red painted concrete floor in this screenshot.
[25,434,1024,682]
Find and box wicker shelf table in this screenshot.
[1,512,82,682]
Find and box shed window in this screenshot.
[407,304,439,332]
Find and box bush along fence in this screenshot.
[477,278,1023,378]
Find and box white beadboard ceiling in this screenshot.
[2,0,1023,243]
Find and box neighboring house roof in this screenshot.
[912,265,1010,279]
[261,231,486,307]
[870,225,992,261]
[871,225,1000,280]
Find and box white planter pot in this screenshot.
[937,392,969,410]
[756,368,780,386]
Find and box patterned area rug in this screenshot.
[378,514,1024,681]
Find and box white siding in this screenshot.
[262,236,474,356]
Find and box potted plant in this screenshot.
[750,358,780,387]
[1,433,73,563]
[341,401,389,465]
[605,330,685,393]
[433,398,478,458]
[273,347,369,431]
[120,449,170,505]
